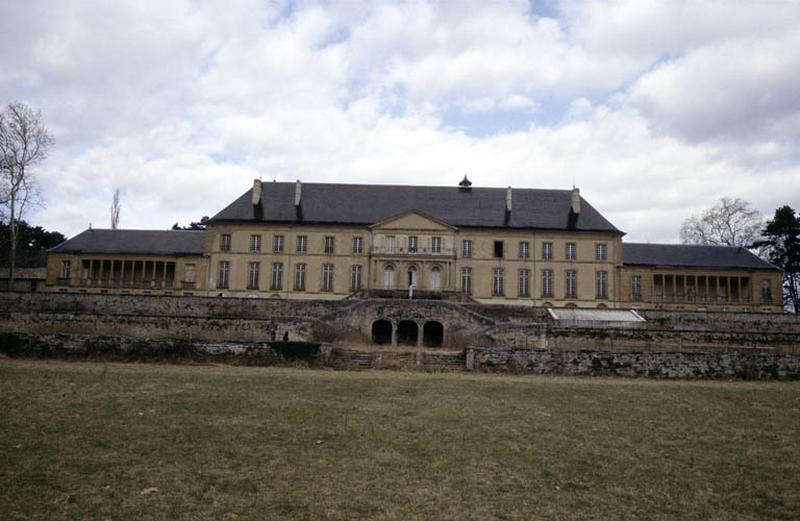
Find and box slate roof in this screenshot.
[210,182,623,233]
[49,229,205,256]
[622,243,779,271]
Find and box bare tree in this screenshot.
[680,197,763,248]
[0,102,53,290]
[110,188,121,229]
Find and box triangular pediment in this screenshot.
[370,210,456,231]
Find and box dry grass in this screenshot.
[1,359,799,520]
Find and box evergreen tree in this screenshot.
[753,206,800,313]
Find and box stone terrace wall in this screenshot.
[466,347,800,379]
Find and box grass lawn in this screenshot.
[1,359,799,520]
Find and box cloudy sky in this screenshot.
[2,0,799,241]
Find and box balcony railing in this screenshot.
[73,278,179,289]
[652,295,752,304]
[371,246,456,256]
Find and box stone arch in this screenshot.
[565,303,577,309]
[397,320,418,346]
[597,303,608,309]
[372,319,392,345]
[423,321,444,347]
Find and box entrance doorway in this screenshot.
[423,321,444,347]
[407,266,417,288]
[371,319,392,345]
[396,320,418,346]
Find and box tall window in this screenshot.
[384,265,396,289]
[324,236,335,254]
[462,239,473,258]
[631,275,642,301]
[270,263,283,290]
[542,242,553,260]
[217,261,229,289]
[249,234,261,252]
[408,236,418,253]
[351,265,362,291]
[542,270,553,298]
[519,269,530,296]
[494,241,504,258]
[59,260,71,280]
[431,236,442,254]
[184,264,196,283]
[322,264,334,291]
[461,267,472,294]
[352,236,363,255]
[519,241,530,259]
[295,263,306,291]
[566,243,576,261]
[273,235,284,253]
[565,270,577,298]
[596,243,607,261]
[596,271,608,299]
[386,236,396,254]
[247,262,260,289]
[296,235,307,253]
[492,268,505,296]
[220,234,231,252]
[762,280,772,301]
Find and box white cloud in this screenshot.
[0,0,797,245]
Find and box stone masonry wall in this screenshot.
[466,347,800,379]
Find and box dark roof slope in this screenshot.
[49,229,205,256]
[623,243,779,270]
[210,182,622,233]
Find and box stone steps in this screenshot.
[331,347,465,371]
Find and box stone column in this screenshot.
[417,321,423,347]
[391,322,397,347]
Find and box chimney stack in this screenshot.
[571,187,581,214]
[251,179,262,206]
[294,179,302,206]
[506,186,512,212]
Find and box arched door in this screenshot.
[429,266,441,291]
[383,265,395,289]
[407,266,418,288]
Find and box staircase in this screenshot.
[330,347,465,372]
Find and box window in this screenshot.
[296,235,307,253]
[492,268,505,296]
[217,261,229,289]
[494,241,504,258]
[295,263,306,291]
[351,265,362,291]
[542,242,553,260]
[270,263,283,290]
[519,241,530,259]
[59,260,70,280]
[273,235,284,253]
[322,264,334,291]
[565,270,577,298]
[324,236,335,254]
[431,236,442,254]
[220,234,231,252]
[596,271,608,299]
[519,269,530,297]
[386,236,396,254]
[185,264,196,283]
[566,243,576,260]
[462,240,473,258]
[542,270,553,298]
[631,275,642,301]
[596,243,607,261]
[352,236,363,255]
[762,280,772,301]
[408,236,418,253]
[247,262,260,289]
[461,267,472,294]
[249,234,261,252]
